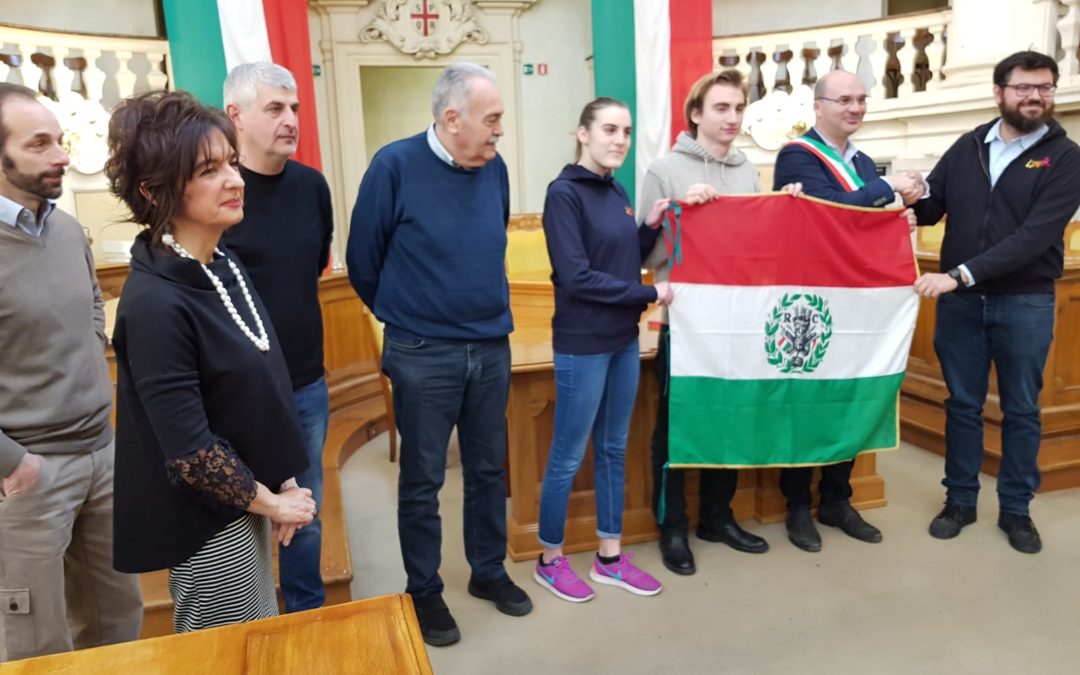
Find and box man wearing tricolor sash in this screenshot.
[912,51,1080,554]
[772,69,922,553]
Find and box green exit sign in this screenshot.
[523,63,534,75]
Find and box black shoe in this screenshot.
[468,576,533,616]
[697,521,769,554]
[786,508,821,552]
[659,530,696,575]
[412,593,460,647]
[817,502,883,543]
[928,504,977,539]
[998,512,1042,554]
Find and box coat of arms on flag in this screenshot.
[665,194,919,468]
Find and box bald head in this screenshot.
[812,70,868,145]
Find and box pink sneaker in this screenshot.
[589,553,663,596]
[534,556,595,603]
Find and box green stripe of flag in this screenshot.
[161,0,227,106]
[668,373,904,467]
[591,0,636,206]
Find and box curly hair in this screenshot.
[105,91,238,245]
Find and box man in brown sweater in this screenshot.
[0,84,142,662]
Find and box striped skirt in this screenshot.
[168,512,278,633]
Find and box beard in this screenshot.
[1,153,64,200]
[999,97,1054,134]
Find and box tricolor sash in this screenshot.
[786,136,865,192]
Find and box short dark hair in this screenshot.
[993,51,1059,87]
[105,91,238,246]
[0,83,41,153]
[685,70,747,138]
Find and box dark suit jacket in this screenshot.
[773,128,893,207]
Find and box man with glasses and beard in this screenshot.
[0,83,142,661]
[913,51,1080,554]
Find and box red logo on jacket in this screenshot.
[625,206,634,217]
[1025,156,1052,169]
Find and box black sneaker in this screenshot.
[928,504,977,539]
[998,512,1042,554]
[468,576,533,616]
[411,593,460,647]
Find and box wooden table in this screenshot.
[504,279,885,561]
[0,595,432,674]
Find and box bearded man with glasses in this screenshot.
[912,51,1080,554]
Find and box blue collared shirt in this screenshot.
[0,194,54,237]
[985,119,1049,187]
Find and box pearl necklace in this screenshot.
[161,233,270,352]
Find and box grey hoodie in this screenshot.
[638,132,761,290]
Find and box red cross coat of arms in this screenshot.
[411,0,441,37]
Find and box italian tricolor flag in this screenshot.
[666,195,919,467]
[591,0,713,206]
[161,0,322,169]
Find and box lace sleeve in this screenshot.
[164,438,257,512]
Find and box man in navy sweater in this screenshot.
[773,69,922,553]
[222,63,334,612]
[913,51,1080,554]
[347,62,531,646]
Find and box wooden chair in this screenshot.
[506,213,551,280]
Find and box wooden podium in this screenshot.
[0,595,432,675]
[504,277,886,561]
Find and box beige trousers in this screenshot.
[0,440,143,662]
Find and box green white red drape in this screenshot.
[161,0,323,170]
[591,0,713,207]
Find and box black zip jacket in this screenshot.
[913,118,1080,294]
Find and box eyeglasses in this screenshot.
[815,96,869,108]
[1003,83,1056,97]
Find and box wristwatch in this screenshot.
[946,267,964,284]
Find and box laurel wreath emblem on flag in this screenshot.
[764,293,833,374]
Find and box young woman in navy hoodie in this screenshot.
[534,97,673,602]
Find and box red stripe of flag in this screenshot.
[667,195,917,288]
[262,0,322,171]
[668,0,713,145]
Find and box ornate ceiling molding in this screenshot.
[360,0,489,60]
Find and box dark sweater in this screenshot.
[543,164,659,354]
[0,208,113,476]
[913,118,1080,294]
[773,128,893,207]
[112,233,308,572]
[346,132,513,342]
[221,161,333,389]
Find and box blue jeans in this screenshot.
[933,292,1055,516]
[279,376,328,612]
[380,336,511,598]
[538,339,640,548]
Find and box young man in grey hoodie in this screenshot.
[640,70,800,575]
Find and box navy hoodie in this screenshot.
[542,164,660,354]
[913,118,1080,294]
